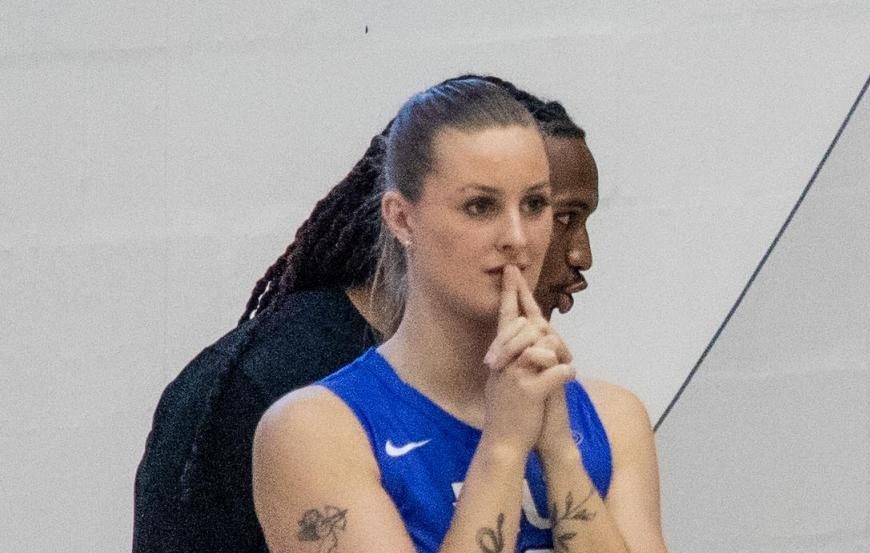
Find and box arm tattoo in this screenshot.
[550,488,597,552]
[297,506,348,553]
[476,512,506,553]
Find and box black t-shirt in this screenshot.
[133,288,378,552]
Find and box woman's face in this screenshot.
[403,125,552,323]
[534,137,599,319]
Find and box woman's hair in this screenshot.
[179,76,584,503]
[384,78,538,201]
[373,78,546,332]
[241,77,583,321]
[459,75,584,141]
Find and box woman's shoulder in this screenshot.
[260,384,339,421]
[259,385,363,441]
[579,377,649,420]
[256,385,380,478]
[577,377,654,457]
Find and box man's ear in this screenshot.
[381,190,415,246]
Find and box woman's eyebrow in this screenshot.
[460,181,550,194]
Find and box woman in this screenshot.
[134,75,589,553]
[253,79,666,552]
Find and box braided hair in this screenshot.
[179,76,584,504]
[178,127,390,506]
[239,126,391,323]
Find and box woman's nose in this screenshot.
[497,209,529,252]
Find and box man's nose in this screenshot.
[568,226,592,270]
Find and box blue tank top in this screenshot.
[319,348,612,553]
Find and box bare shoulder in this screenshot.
[254,389,417,551]
[255,385,379,480]
[579,377,650,424]
[578,377,654,455]
[259,384,352,431]
[579,379,669,552]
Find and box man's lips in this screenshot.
[554,272,587,315]
[561,272,587,295]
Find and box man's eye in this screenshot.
[555,212,576,226]
[465,198,496,216]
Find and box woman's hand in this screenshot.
[536,367,577,461]
[530,332,579,463]
[481,265,575,455]
[506,274,576,460]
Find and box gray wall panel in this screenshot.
[658,81,870,552]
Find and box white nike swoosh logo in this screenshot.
[385,439,431,457]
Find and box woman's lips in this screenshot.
[485,265,529,284]
[485,268,505,283]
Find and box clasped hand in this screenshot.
[481,265,577,457]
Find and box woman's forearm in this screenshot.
[438,435,527,553]
[541,448,629,553]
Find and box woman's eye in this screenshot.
[464,197,496,216]
[523,194,551,215]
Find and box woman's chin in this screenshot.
[463,297,503,330]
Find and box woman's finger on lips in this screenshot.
[497,265,521,333]
[515,265,545,321]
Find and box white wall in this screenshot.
[1,2,868,551]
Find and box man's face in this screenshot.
[535,137,599,319]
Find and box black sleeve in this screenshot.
[179,368,272,552]
[132,350,271,553]
[133,345,225,553]
[132,289,375,553]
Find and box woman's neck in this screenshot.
[378,290,496,427]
